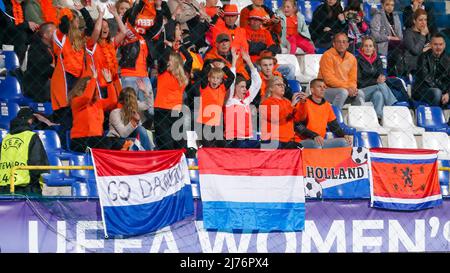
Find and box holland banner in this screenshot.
[91,149,194,237]
[302,147,370,199]
[369,148,442,211]
[198,148,305,232]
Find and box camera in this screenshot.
[346,11,358,21]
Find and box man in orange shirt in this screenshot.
[246,8,281,63]
[211,4,249,52]
[318,32,365,109]
[295,78,352,148]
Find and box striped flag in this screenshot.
[369,148,442,211]
[91,149,194,237]
[198,148,305,232]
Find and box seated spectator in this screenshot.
[69,68,124,153]
[276,0,315,55]
[224,50,262,147]
[245,8,281,63]
[197,58,235,148]
[211,4,249,52]
[370,0,403,57]
[23,22,56,103]
[344,0,369,53]
[403,0,437,35]
[295,78,352,148]
[309,0,347,49]
[204,33,250,79]
[239,0,281,38]
[0,108,48,196]
[357,36,397,119]
[256,54,293,106]
[318,33,365,109]
[260,76,305,149]
[412,33,450,107]
[403,9,431,76]
[108,83,154,151]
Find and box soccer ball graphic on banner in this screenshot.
[351,147,368,165]
[304,177,322,198]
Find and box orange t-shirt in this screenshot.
[120,39,148,77]
[260,97,296,142]
[53,30,84,77]
[286,15,298,36]
[197,84,227,126]
[134,0,157,35]
[295,98,336,139]
[245,27,275,62]
[154,71,186,111]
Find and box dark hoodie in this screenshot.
[2,118,49,190]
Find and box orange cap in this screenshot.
[223,4,239,16]
[249,8,267,21]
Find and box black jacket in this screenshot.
[413,50,450,95]
[4,118,49,188]
[402,4,437,35]
[356,53,384,89]
[309,2,347,47]
[23,34,54,102]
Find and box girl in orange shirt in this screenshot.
[260,76,305,149]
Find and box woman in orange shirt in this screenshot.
[260,76,305,149]
[69,68,123,153]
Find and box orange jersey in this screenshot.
[259,70,283,101]
[295,98,336,139]
[86,39,120,87]
[134,0,157,35]
[120,38,149,77]
[245,27,275,62]
[197,84,227,126]
[211,24,249,52]
[260,97,296,142]
[204,49,250,80]
[286,15,298,36]
[154,71,186,111]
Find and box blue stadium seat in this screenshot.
[0,76,33,105]
[363,2,381,22]
[41,155,76,186]
[331,105,356,135]
[353,131,383,148]
[287,80,302,93]
[298,1,321,24]
[416,106,450,134]
[0,102,20,130]
[28,102,53,116]
[2,48,19,71]
[69,154,95,182]
[71,181,89,197]
[34,130,79,159]
[0,129,8,142]
[439,160,450,193]
[187,158,200,199]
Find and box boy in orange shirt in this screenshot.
[294,78,352,148]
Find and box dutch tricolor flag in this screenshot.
[91,149,194,237]
[198,148,305,232]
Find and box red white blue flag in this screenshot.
[369,148,442,211]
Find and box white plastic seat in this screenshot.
[296,54,322,83]
[388,131,418,148]
[275,54,302,81]
[422,132,450,159]
[229,0,252,11]
[382,106,425,135]
[347,106,389,134]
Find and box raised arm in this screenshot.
[90,6,105,43]
[107,3,127,45]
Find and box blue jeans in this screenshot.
[362,83,397,118]
[301,138,349,148]
[324,88,365,109]
[129,125,154,150]
[276,64,296,80]
[121,76,154,115]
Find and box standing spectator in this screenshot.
[276,0,315,55]
[412,33,450,107]
[260,76,305,149]
[245,8,280,63]
[69,68,122,153]
[357,36,397,119]
[403,9,431,75]
[115,0,131,17]
[0,108,48,196]
[294,78,352,148]
[318,33,365,109]
[108,83,154,150]
[167,0,204,31]
[211,4,248,52]
[344,0,369,53]
[224,50,262,147]
[154,49,192,150]
[370,0,403,57]
[403,0,436,35]
[23,22,56,102]
[309,0,347,49]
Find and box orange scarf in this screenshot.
[39,0,58,24]
[99,40,118,75]
[11,0,24,25]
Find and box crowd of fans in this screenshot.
[0,0,449,155]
